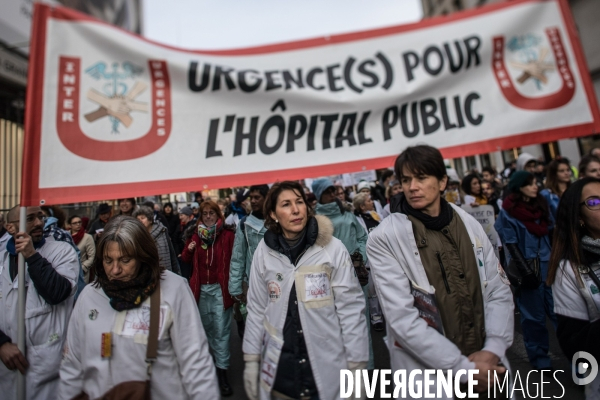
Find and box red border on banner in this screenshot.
[21,0,600,206]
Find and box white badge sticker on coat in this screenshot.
[121,304,168,338]
[304,272,331,300]
[583,271,600,312]
[261,332,283,390]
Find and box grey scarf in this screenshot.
[582,236,600,260]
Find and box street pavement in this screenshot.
[224,312,584,399]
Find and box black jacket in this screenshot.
[162,212,180,240]
[371,183,387,206]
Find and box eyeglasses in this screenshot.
[580,197,600,210]
[26,213,47,223]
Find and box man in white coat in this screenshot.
[0,206,79,400]
[367,145,514,399]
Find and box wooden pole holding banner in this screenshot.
[17,206,26,400]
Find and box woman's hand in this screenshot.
[188,241,197,252]
[470,202,480,207]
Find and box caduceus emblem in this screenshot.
[84,61,149,133]
[506,34,555,89]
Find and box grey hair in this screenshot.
[353,192,370,212]
[92,215,162,286]
[132,205,154,222]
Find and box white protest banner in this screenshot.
[22,0,600,205]
[461,204,501,258]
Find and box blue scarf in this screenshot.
[7,236,46,256]
[230,202,247,220]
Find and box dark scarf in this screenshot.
[581,236,600,265]
[230,202,247,220]
[98,265,158,311]
[503,194,549,237]
[355,210,380,232]
[391,193,454,231]
[7,235,46,256]
[7,236,47,281]
[265,217,318,265]
[252,210,264,220]
[71,229,85,245]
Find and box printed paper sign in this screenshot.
[461,205,501,259]
[304,272,331,300]
[22,0,600,205]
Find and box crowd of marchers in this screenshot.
[1,145,600,400]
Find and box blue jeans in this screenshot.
[516,261,558,369]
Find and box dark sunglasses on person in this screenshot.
[580,197,600,211]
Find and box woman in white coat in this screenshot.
[243,181,368,400]
[548,177,600,398]
[58,216,218,399]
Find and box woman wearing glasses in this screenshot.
[495,171,557,370]
[181,200,236,397]
[548,178,600,398]
[68,215,96,283]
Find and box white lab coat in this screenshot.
[58,270,219,400]
[552,260,600,399]
[366,204,514,400]
[243,215,368,400]
[0,240,79,400]
[0,231,9,253]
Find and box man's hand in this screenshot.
[0,343,29,374]
[234,293,247,303]
[471,361,506,393]
[14,232,36,259]
[468,350,500,366]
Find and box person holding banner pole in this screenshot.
[0,206,79,400]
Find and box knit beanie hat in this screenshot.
[180,206,193,216]
[508,171,533,193]
[312,178,335,203]
[357,181,372,193]
[236,188,250,204]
